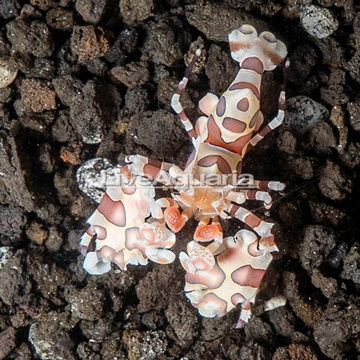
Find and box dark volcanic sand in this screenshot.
[1,1,360,359]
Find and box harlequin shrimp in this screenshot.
[79,24,289,328]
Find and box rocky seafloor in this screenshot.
[1,0,360,359]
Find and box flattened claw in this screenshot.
[126,154,145,175]
[258,234,278,252]
[145,248,176,264]
[199,93,219,116]
[83,252,111,275]
[179,251,197,273]
[195,116,208,136]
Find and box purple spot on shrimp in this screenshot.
[98,193,126,227]
[216,97,226,117]
[241,57,264,74]
[231,265,266,287]
[237,98,249,112]
[249,110,261,128]
[223,117,247,133]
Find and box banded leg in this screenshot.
[171,48,202,139]
[80,225,104,255]
[238,179,286,192]
[124,155,174,171]
[247,59,290,151]
[227,204,278,251]
[227,189,273,209]
[124,155,174,186]
[235,300,252,328]
[242,190,272,209]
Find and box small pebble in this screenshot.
[341,245,360,285]
[20,78,57,113]
[46,8,74,30]
[110,61,149,88]
[300,4,339,39]
[71,26,109,62]
[120,0,154,25]
[81,125,103,144]
[347,100,360,131]
[273,343,318,360]
[0,247,15,269]
[76,0,108,24]
[0,58,17,88]
[285,96,329,134]
[123,330,168,360]
[26,221,48,245]
[0,87,12,103]
[0,327,17,359]
[329,106,347,154]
